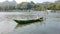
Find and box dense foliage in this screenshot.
[0,1,60,11]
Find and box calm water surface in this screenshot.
[0,11,60,34]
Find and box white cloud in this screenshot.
[15,0,27,3]
[0,0,5,2]
[0,0,56,3]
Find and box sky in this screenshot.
[0,0,57,3]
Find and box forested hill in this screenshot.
[0,0,60,11]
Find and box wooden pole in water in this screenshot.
[44,10,48,19]
[45,10,48,15]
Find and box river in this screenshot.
[0,11,60,34]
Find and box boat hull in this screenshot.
[14,17,43,24]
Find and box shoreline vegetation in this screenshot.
[0,1,60,12]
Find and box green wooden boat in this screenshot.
[14,17,43,24]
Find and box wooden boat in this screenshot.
[14,17,43,24]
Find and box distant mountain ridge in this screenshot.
[0,0,16,5]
